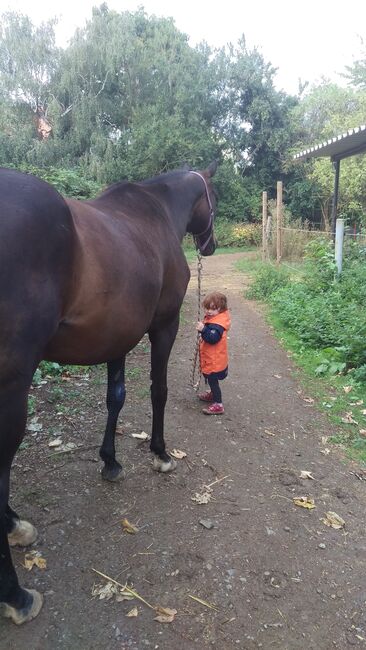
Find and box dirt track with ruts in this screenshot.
[1,251,366,650]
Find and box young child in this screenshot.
[196,291,231,415]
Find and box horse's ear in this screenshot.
[207,160,218,177]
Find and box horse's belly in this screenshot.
[44,320,144,365]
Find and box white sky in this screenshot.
[3,0,366,94]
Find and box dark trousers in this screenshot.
[207,375,222,403]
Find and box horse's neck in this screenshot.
[146,175,198,241]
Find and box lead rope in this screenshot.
[190,252,203,391]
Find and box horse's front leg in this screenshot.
[149,316,179,473]
[100,358,126,481]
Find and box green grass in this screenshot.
[267,309,366,464]
[235,258,366,465]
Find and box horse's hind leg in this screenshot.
[148,316,179,473]
[100,358,126,481]
[0,386,43,624]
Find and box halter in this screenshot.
[189,171,215,253]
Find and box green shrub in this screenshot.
[266,242,366,375]
[246,264,290,300]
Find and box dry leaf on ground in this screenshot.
[154,606,177,623]
[293,496,316,509]
[321,511,345,529]
[24,552,47,571]
[191,491,212,504]
[300,471,315,480]
[170,449,187,459]
[92,582,119,601]
[303,397,314,404]
[343,386,353,393]
[121,518,139,534]
[92,581,135,602]
[131,431,149,440]
[320,446,331,455]
[126,606,139,617]
[341,412,358,425]
[48,438,62,448]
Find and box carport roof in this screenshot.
[293,124,366,162]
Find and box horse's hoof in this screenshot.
[153,456,177,473]
[101,465,125,482]
[8,520,37,547]
[3,589,43,625]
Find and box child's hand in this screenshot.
[196,321,204,332]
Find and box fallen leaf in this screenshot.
[154,606,177,623]
[24,552,47,571]
[343,386,353,393]
[92,582,119,601]
[121,518,139,534]
[264,429,276,436]
[126,606,139,617]
[170,449,187,459]
[320,448,331,455]
[300,471,315,480]
[91,570,154,608]
[293,496,316,509]
[131,431,149,440]
[56,442,78,452]
[273,374,282,379]
[341,412,358,425]
[321,511,345,529]
[27,417,43,433]
[303,397,314,404]
[191,491,212,504]
[115,591,135,602]
[359,429,366,437]
[361,410,366,416]
[48,438,62,448]
[321,436,328,445]
[115,426,124,436]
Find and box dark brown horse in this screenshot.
[0,162,217,624]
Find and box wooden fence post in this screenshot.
[276,181,283,264]
[262,191,268,261]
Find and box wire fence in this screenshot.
[262,187,366,263]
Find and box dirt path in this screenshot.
[1,252,366,650]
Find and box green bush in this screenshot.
[10,164,101,199]
[246,264,290,300]
[261,241,366,375]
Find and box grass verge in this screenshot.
[238,259,366,465]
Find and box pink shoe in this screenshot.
[198,390,213,402]
[202,402,224,415]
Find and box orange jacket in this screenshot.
[199,309,231,375]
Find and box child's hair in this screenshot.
[202,291,228,312]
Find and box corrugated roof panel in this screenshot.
[294,124,366,161]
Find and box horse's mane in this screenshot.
[97,168,191,199]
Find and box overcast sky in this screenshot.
[3,0,366,95]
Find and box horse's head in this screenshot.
[188,161,218,256]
